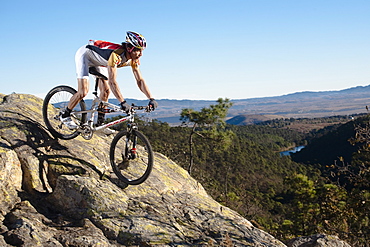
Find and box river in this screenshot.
[280,146,305,156]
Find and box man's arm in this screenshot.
[132,67,153,99]
[107,66,125,102]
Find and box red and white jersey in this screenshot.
[88,39,140,66]
[88,40,122,50]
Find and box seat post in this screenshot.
[93,77,99,96]
[88,67,108,97]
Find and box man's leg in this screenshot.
[60,78,89,129]
[96,78,115,135]
[68,78,89,110]
[98,78,110,101]
[97,78,110,126]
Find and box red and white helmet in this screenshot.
[126,31,147,50]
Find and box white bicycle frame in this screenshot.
[68,72,147,138]
[70,95,136,136]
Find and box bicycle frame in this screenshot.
[74,97,132,126]
[95,114,133,132]
[68,91,148,140]
[67,76,149,140]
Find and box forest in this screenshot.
[107,99,370,247]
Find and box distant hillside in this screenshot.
[89,84,370,124]
[226,114,283,125]
[229,85,370,119]
[291,119,358,166]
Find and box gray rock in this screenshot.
[286,234,352,247]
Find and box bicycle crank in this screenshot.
[80,124,93,140]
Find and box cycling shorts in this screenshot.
[75,45,110,79]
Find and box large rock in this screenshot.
[286,234,352,247]
[4,200,111,246]
[0,139,22,217]
[0,93,293,246]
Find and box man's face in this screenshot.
[130,48,143,60]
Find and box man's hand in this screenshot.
[120,101,131,113]
[148,98,158,110]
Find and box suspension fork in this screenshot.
[125,124,138,159]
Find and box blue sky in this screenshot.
[1,0,369,100]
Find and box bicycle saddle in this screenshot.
[89,67,108,80]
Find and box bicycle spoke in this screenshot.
[43,86,87,140]
[110,130,153,185]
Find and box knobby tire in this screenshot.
[110,130,153,185]
[42,85,87,140]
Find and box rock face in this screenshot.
[286,234,352,247]
[0,93,287,246]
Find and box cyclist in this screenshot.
[60,31,158,133]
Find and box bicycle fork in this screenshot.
[125,131,138,160]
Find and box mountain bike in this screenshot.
[42,70,154,185]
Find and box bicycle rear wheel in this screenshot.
[42,85,87,140]
[110,130,153,185]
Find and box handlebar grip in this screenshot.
[131,105,151,111]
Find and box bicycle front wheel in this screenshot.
[42,85,87,140]
[110,130,154,185]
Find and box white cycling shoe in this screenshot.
[60,116,78,130]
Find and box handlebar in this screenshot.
[130,105,153,113]
[102,103,153,114]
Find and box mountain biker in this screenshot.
[60,31,158,133]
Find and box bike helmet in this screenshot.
[126,31,147,50]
